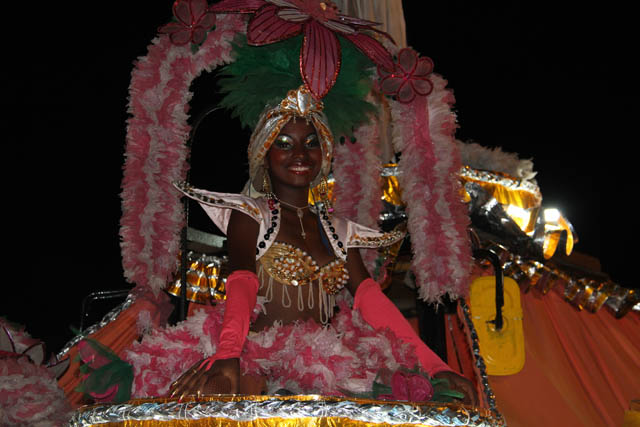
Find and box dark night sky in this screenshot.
[9,1,635,353]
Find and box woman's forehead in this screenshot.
[279,117,317,135]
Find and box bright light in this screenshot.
[505,205,532,231]
[544,208,561,224]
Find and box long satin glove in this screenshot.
[353,278,454,376]
[200,270,259,370]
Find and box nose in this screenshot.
[291,141,309,160]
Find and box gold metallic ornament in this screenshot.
[166,252,227,304]
[319,175,333,213]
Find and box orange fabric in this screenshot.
[57,295,172,408]
[488,290,640,426]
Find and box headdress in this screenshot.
[213,21,385,193]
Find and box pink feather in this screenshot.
[120,16,245,293]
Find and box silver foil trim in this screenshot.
[459,166,541,199]
[55,293,136,362]
[69,396,505,426]
[457,300,506,426]
[494,246,639,318]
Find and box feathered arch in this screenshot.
[119,9,471,302]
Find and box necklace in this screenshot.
[278,198,309,239]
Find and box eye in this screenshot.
[305,134,319,148]
[274,135,293,150]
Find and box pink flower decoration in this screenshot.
[159,0,217,46]
[379,48,434,104]
[388,371,434,402]
[390,371,409,400]
[210,0,395,99]
[407,373,434,402]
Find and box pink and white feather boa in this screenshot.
[122,300,419,398]
[1,357,72,425]
[332,114,384,275]
[120,16,246,293]
[390,75,472,302]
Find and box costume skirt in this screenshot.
[122,300,420,398]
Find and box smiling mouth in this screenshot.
[288,165,312,173]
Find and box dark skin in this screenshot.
[170,119,477,406]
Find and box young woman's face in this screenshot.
[266,118,322,190]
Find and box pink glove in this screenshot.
[200,270,259,370]
[354,278,454,376]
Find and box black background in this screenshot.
[9,1,635,355]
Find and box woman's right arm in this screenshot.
[226,209,260,273]
[170,209,259,398]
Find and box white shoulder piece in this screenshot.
[174,182,264,235]
[322,215,405,260]
[344,219,406,249]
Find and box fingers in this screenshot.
[170,365,202,398]
[169,358,241,399]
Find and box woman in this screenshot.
[162,86,477,404]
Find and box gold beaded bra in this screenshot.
[258,241,349,324]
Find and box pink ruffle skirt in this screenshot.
[122,301,420,398]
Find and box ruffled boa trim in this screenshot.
[122,300,419,398]
[332,111,384,276]
[390,75,472,302]
[1,319,72,425]
[120,16,245,293]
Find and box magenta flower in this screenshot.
[210,0,395,99]
[159,0,217,46]
[406,373,434,401]
[390,370,410,400]
[379,47,434,104]
[388,371,434,402]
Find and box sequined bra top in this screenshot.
[257,241,349,324]
[259,241,349,294]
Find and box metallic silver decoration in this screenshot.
[54,293,136,362]
[69,395,505,426]
[381,164,402,177]
[465,182,542,260]
[482,244,639,317]
[459,167,541,198]
[186,226,226,251]
[457,300,506,426]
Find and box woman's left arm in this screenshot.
[345,248,477,406]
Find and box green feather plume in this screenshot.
[217,34,377,138]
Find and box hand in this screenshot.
[169,357,240,399]
[433,371,478,406]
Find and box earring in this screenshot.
[263,172,276,209]
[319,175,333,214]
